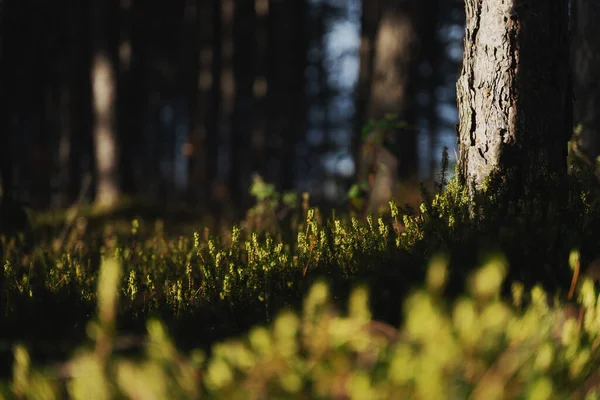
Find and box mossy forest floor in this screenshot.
[3,167,600,398]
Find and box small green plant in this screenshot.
[245,174,301,236]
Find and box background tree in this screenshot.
[185,0,213,207]
[456,1,571,200]
[90,0,121,208]
[0,0,473,219]
[230,0,256,212]
[266,0,308,191]
[356,0,420,182]
[572,0,600,163]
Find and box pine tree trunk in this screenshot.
[230,0,256,211]
[456,1,571,199]
[572,0,600,161]
[266,0,307,191]
[364,0,419,181]
[91,0,121,208]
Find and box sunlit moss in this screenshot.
[97,258,122,326]
[469,256,507,301]
[205,358,234,391]
[249,327,273,358]
[67,354,110,400]
[426,255,448,293]
[116,361,168,399]
[527,377,553,400]
[11,345,30,398]
[453,297,480,346]
[534,342,554,372]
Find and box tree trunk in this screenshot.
[217,0,235,213]
[354,0,379,164]
[0,0,13,201]
[251,0,269,186]
[572,0,600,161]
[267,0,307,191]
[186,0,214,206]
[230,0,256,211]
[117,0,141,197]
[362,0,419,181]
[91,0,121,208]
[456,1,571,200]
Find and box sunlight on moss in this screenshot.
[116,361,168,399]
[570,249,580,271]
[469,255,507,300]
[348,286,371,322]
[405,291,445,342]
[11,345,30,398]
[68,355,109,400]
[528,377,553,400]
[249,327,273,358]
[453,298,480,346]
[97,258,122,325]
[533,342,554,372]
[347,372,374,400]
[274,312,300,357]
[205,358,234,391]
[426,255,448,293]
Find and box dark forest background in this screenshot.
[0,0,466,221]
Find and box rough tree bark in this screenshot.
[572,0,600,162]
[456,1,571,200]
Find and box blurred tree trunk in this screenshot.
[230,0,256,211]
[56,0,91,206]
[251,0,269,185]
[201,0,223,214]
[572,0,600,162]
[186,0,214,206]
[418,0,442,180]
[117,0,141,196]
[354,0,379,164]
[267,0,307,190]
[359,0,420,182]
[91,0,121,208]
[0,0,14,201]
[456,1,570,200]
[0,0,31,244]
[212,0,236,213]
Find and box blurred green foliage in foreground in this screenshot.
[5,254,600,399]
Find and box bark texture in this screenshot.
[572,0,600,160]
[456,1,571,196]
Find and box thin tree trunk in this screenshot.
[418,0,442,181]
[117,0,138,196]
[572,0,600,161]
[251,0,269,183]
[230,0,256,211]
[267,0,307,190]
[365,0,419,181]
[217,0,235,212]
[354,0,380,164]
[456,1,570,200]
[91,0,121,208]
[186,0,214,206]
[0,0,13,200]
